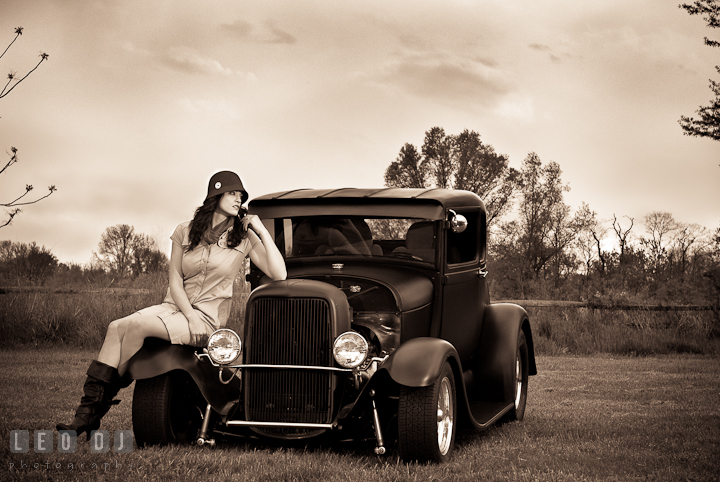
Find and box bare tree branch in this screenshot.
[1,184,56,207]
[0,51,48,98]
[1,29,55,228]
[0,208,21,228]
[0,27,23,60]
[0,146,18,175]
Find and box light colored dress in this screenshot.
[136,221,261,344]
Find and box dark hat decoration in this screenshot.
[205,171,248,203]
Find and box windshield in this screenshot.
[272,216,437,265]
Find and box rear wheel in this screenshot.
[504,331,529,422]
[132,370,205,446]
[398,361,456,463]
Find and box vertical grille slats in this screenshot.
[245,298,333,425]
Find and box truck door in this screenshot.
[439,210,489,366]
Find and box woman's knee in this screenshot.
[106,317,127,340]
[123,315,169,340]
[107,313,140,340]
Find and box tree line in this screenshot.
[385,127,720,307]
[2,124,718,311]
[0,224,168,286]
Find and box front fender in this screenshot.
[381,337,460,387]
[469,303,536,403]
[125,338,241,416]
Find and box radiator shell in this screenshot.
[242,279,351,438]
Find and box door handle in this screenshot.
[478,269,489,278]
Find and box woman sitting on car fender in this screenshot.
[56,170,287,439]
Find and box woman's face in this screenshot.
[215,191,244,217]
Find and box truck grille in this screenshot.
[245,298,334,428]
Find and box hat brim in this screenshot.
[205,188,248,203]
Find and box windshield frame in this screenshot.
[262,216,440,268]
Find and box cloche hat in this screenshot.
[205,171,248,203]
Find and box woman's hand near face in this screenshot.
[244,214,287,281]
[241,214,265,233]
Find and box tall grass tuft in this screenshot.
[528,307,720,357]
[0,272,250,349]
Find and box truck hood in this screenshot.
[284,263,434,312]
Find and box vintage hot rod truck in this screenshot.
[126,188,537,463]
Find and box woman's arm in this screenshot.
[168,243,211,345]
[243,215,287,281]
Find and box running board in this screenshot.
[467,401,514,428]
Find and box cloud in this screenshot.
[221,19,296,45]
[120,41,152,57]
[494,96,536,120]
[263,21,297,45]
[221,19,254,38]
[380,53,513,109]
[529,43,563,63]
[529,43,552,52]
[471,55,499,68]
[124,42,256,80]
[163,46,236,76]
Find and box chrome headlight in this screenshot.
[333,331,368,368]
[206,329,242,365]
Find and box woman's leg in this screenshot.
[58,314,170,437]
[97,313,170,376]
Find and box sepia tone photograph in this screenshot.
[2,1,719,480]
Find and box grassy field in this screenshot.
[1,348,718,481]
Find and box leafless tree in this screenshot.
[612,214,635,265]
[1,27,53,228]
[94,225,137,276]
[642,211,679,272]
[573,203,602,276]
[94,224,168,276]
[671,222,708,274]
[515,152,571,275]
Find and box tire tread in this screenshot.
[398,362,455,463]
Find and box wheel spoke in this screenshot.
[436,377,454,455]
[514,354,522,408]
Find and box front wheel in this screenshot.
[398,360,456,463]
[503,331,529,422]
[132,370,205,446]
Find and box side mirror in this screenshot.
[448,210,467,233]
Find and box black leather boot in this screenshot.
[56,360,125,439]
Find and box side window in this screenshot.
[446,211,481,265]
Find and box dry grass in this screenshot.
[527,307,720,357]
[1,348,718,481]
[0,281,249,349]
[1,288,718,358]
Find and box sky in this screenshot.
[1,0,718,265]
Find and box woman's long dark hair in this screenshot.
[187,194,247,251]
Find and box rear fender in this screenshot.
[125,338,241,416]
[470,303,536,403]
[381,337,460,388]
